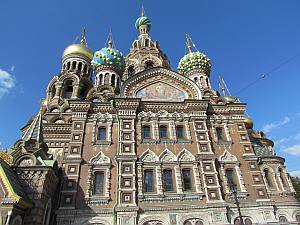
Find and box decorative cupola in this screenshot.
[91,31,125,97]
[124,7,170,79]
[178,34,212,90]
[61,29,94,78]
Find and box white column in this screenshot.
[174,164,183,194]
[193,162,202,193]
[156,163,163,194]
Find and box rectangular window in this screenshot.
[225,169,234,186]
[159,125,168,139]
[182,169,192,191]
[144,170,154,192]
[216,127,224,141]
[142,126,151,139]
[176,126,184,139]
[163,169,173,192]
[94,172,104,194]
[98,127,106,140]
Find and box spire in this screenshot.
[80,27,87,46]
[22,99,45,143]
[141,5,145,17]
[186,33,192,53]
[108,28,113,48]
[219,76,227,96]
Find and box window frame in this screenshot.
[163,169,174,192]
[98,127,107,141]
[93,171,105,195]
[144,169,154,193]
[182,168,192,191]
[142,125,151,139]
[159,125,168,140]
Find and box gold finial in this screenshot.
[81,27,87,46]
[186,33,192,53]
[108,28,113,48]
[141,5,145,17]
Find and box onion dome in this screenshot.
[244,116,254,129]
[135,16,151,31]
[62,29,93,60]
[91,40,125,71]
[178,51,211,75]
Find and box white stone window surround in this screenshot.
[92,112,113,145]
[219,149,247,194]
[209,114,232,143]
[275,165,295,193]
[85,151,111,204]
[138,148,202,199]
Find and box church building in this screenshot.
[0,9,300,225]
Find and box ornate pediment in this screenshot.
[177,149,195,162]
[159,149,176,162]
[90,151,110,164]
[140,149,158,162]
[122,67,201,100]
[219,149,238,163]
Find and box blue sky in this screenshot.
[1,0,300,175]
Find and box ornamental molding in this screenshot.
[219,149,238,163]
[121,67,202,100]
[159,149,176,162]
[140,149,158,162]
[90,151,111,164]
[92,112,113,123]
[177,149,195,162]
[138,110,189,121]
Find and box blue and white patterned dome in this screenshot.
[91,47,125,71]
[135,16,151,31]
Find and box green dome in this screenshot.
[135,16,151,31]
[177,51,211,75]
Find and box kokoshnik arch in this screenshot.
[0,8,300,225]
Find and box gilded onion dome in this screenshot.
[178,34,211,75]
[91,39,125,71]
[244,116,254,129]
[62,30,93,60]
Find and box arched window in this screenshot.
[104,73,109,85]
[71,61,76,70]
[83,64,87,74]
[182,168,192,191]
[63,63,66,70]
[194,77,198,83]
[225,169,235,186]
[78,62,82,72]
[142,125,151,139]
[206,77,209,87]
[296,214,300,222]
[67,61,71,70]
[145,61,154,70]
[99,73,103,85]
[94,172,104,195]
[128,65,135,76]
[264,168,273,188]
[98,127,107,140]
[62,80,73,99]
[111,74,115,86]
[279,215,288,223]
[216,127,224,141]
[144,170,154,192]
[195,221,204,225]
[163,169,173,192]
[245,218,253,225]
[159,125,168,139]
[184,222,192,225]
[279,168,287,188]
[145,39,149,46]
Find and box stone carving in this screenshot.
[90,151,110,164]
[159,149,176,162]
[178,149,195,162]
[141,149,158,162]
[94,112,113,122]
[219,149,238,163]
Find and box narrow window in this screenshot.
[128,66,135,76]
[145,61,154,70]
[182,169,192,191]
[176,126,184,139]
[72,61,76,70]
[94,172,104,194]
[216,127,224,141]
[264,169,273,188]
[78,62,82,71]
[67,61,71,70]
[159,125,168,139]
[279,168,287,188]
[225,169,234,186]
[142,126,151,139]
[98,127,106,140]
[144,170,154,192]
[83,64,87,74]
[111,74,115,86]
[163,169,173,192]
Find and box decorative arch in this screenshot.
[138,215,170,225]
[140,149,158,162]
[81,217,111,225]
[219,149,238,163]
[177,149,195,162]
[122,67,202,100]
[90,151,111,164]
[159,149,176,162]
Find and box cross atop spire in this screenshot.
[108,28,113,48]
[81,27,87,46]
[186,33,192,53]
[141,5,145,17]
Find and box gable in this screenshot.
[122,67,201,101]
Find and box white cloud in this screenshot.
[290,170,300,178]
[262,116,291,133]
[282,144,300,156]
[0,68,15,99]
